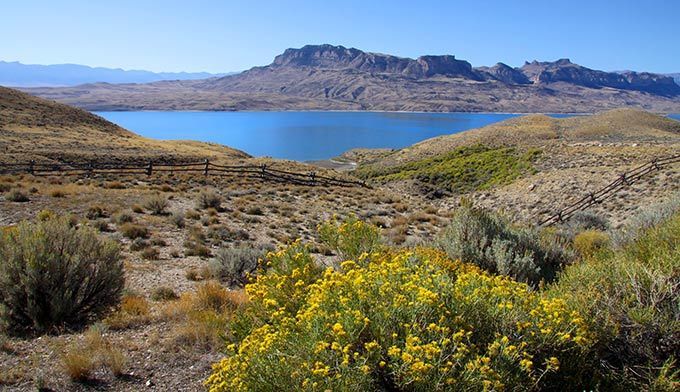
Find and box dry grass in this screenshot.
[160,282,247,350]
[104,295,152,330]
[61,326,128,382]
[62,350,95,382]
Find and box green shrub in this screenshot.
[436,201,574,287]
[551,212,680,389]
[36,209,57,222]
[0,217,124,335]
[208,245,273,286]
[209,247,591,391]
[355,144,541,194]
[197,190,222,210]
[143,194,169,215]
[6,190,29,202]
[318,215,382,262]
[572,230,610,258]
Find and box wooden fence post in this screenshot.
[147,161,153,176]
[29,160,35,175]
[309,171,316,186]
[87,162,94,177]
[261,164,266,179]
[204,159,210,176]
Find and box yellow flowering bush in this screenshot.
[208,244,592,391]
[318,214,382,262]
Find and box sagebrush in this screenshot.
[0,217,124,335]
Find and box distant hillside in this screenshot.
[0,61,234,87]
[21,44,680,113]
[0,86,248,164]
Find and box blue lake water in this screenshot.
[96,111,680,161]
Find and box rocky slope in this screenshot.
[20,45,680,112]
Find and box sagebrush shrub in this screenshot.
[611,192,680,247]
[208,245,272,286]
[318,215,382,262]
[436,201,573,286]
[197,190,222,210]
[170,211,185,228]
[119,223,149,240]
[151,286,179,301]
[565,211,609,232]
[6,190,29,202]
[0,217,124,335]
[86,205,107,220]
[143,194,169,215]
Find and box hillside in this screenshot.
[0,86,249,164]
[0,61,231,87]
[21,45,680,113]
[358,108,680,166]
[353,109,680,226]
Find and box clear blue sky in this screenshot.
[2,0,678,73]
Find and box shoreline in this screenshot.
[92,108,597,116]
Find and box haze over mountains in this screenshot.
[0,61,232,87]
[19,44,680,113]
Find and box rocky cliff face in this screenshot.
[271,45,481,79]
[475,63,531,85]
[521,59,680,96]
[269,46,679,96]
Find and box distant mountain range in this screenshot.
[20,45,680,112]
[668,73,680,85]
[0,61,233,87]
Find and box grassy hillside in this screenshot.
[0,86,250,165]
[355,145,542,194]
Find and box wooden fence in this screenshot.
[0,159,370,188]
[539,154,680,226]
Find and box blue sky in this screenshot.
[2,0,678,73]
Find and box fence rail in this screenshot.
[0,159,369,188]
[539,154,680,226]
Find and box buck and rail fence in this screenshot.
[539,154,680,226]
[0,159,370,188]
